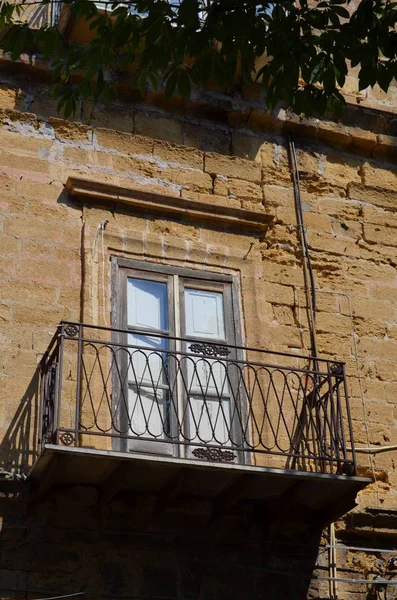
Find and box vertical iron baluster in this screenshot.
[74,324,83,447]
[54,325,64,444]
[340,363,356,475]
[38,357,46,454]
[307,360,321,472]
[327,364,341,474]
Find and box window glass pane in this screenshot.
[128,387,168,439]
[128,333,168,386]
[184,288,225,339]
[127,278,168,331]
[187,396,230,445]
[184,356,230,395]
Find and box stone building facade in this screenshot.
[1,37,397,600]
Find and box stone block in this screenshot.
[262,185,295,209]
[349,377,385,401]
[214,177,263,202]
[0,235,19,255]
[0,192,25,214]
[351,297,396,322]
[94,151,113,168]
[264,323,302,347]
[63,147,95,164]
[15,259,72,286]
[361,162,397,190]
[364,223,397,246]
[5,216,67,244]
[135,112,183,144]
[322,153,362,185]
[353,317,386,338]
[316,312,353,336]
[262,164,292,186]
[376,361,397,382]
[153,141,203,169]
[205,152,261,183]
[0,85,19,110]
[263,282,295,306]
[344,258,396,283]
[1,281,57,304]
[359,338,397,362]
[272,305,296,326]
[95,129,154,155]
[3,349,39,377]
[295,148,322,177]
[184,122,230,154]
[157,166,213,193]
[112,155,158,178]
[13,305,70,327]
[0,150,50,173]
[16,180,64,202]
[332,219,363,240]
[362,204,397,228]
[0,302,11,324]
[0,129,53,154]
[231,133,268,163]
[48,118,92,142]
[306,231,360,257]
[348,183,397,210]
[316,332,352,357]
[24,198,77,221]
[316,197,361,220]
[384,382,397,404]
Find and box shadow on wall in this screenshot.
[0,481,322,600]
[0,368,40,475]
[0,362,323,600]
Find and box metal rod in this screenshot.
[59,321,340,364]
[59,337,340,377]
[74,324,83,447]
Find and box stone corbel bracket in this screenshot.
[65,176,274,234]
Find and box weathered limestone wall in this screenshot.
[1,75,397,597]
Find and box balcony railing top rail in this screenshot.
[39,322,357,476]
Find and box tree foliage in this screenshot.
[1,0,397,117]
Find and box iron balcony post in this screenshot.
[38,356,46,454]
[341,363,357,475]
[53,324,64,445]
[74,323,83,447]
[326,362,342,474]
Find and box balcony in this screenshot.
[30,322,369,525]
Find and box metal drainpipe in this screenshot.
[287,135,338,598]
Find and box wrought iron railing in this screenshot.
[38,322,357,475]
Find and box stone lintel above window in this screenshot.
[65,176,274,234]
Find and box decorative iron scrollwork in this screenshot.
[64,324,79,338]
[192,447,236,463]
[60,432,75,446]
[188,343,231,357]
[330,362,344,376]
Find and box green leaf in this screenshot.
[323,63,336,92]
[358,66,377,90]
[309,55,326,85]
[164,69,179,99]
[177,69,191,98]
[331,5,350,18]
[378,64,394,93]
[148,71,158,90]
